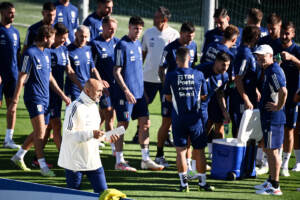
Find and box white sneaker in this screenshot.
[154,156,170,167]
[40,167,55,177]
[280,168,290,177]
[141,159,164,171]
[292,163,300,172]
[256,186,282,196]
[256,165,269,175]
[3,140,20,149]
[11,155,31,171]
[254,180,271,190]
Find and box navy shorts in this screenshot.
[172,115,207,149]
[65,167,108,194]
[49,92,62,119]
[208,95,224,123]
[262,122,284,149]
[284,104,298,128]
[114,94,149,122]
[100,94,113,109]
[0,79,17,101]
[24,101,50,125]
[144,81,163,104]
[161,95,172,118]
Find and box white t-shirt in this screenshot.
[142,26,179,83]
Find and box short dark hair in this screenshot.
[35,25,56,42]
[224,25,240,40]
[176,47,190,63]
[43,2,56,11]
[180,22,195,33]
[248,8,263,24]
[0,2,14,11]
[157,6,171,20]
[97,0,113,4]
[214,8,228,18]
[216,51,231,62]
[129,16,144,27]
[282,21,295,31]
[242,25,261,44]
[54,23,69,36]
[266,13,281,25]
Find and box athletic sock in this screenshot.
[256,147,263,161]
[15,148,27,160]
[141,148,150,161]
[178,172,188,187]
[110,143,115,151]
[294,150,300,163]
[116,151,125,164]
[186,158,192,171]
[198,173,207,186]
[282,152,291,169]
[191,160,196,171]
[38,158,47,169]
[270,180,279,189]
[208,143,212,154]
[156,146,164,158]
[5,129,14,143]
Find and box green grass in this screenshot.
[1,1,300,199]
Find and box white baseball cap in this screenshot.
[254,44,274,55]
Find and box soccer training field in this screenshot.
[0,1,300,199]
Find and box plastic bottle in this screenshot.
[105,126,125,140]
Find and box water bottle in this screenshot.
[224,122,229,135]
[105,126,125,140]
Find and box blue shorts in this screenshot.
[284,104,298,128]
[49,91,62,119]
[24,101,50,125]
[114,94,149,122]
[144,81,162,104]
[161,95,172,118]
[172,115,207,149]
[262,122,284,149]
[0,79,17,101]
[65,167,108,194]
[208,95,224,123]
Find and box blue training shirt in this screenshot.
[114,35,144,99]
[259,62,286,124]
[54,1,79,44]
[164,67,207,118]
[65,44,95,98]
[258,35,282,55]
[91,35,119,85]
[0,24,20,81]
[160,39,197,73]
[24,21,43,47]
[21,45,51,104]
[83,12,103,41]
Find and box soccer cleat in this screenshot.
[31,160,53,169]
[11,155,31,171]
[280,168,290,177]
[141,159,164,171]
[254,181,271,190]
[199,184,215,192]
[292,163,300,172]
[154,156,170,167]
[178,185,189,192]
[115,162,137,172]
[40,167,55,177]
[256,165,269,175]
[256,186,282,196]
[187,170,198,180]
[3,141,20,149]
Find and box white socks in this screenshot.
[178,172,188,187]
[197,173,207,186]
[116,151,125,164]
[295,150,300,163]
[5,129,14,143]
[141,148,150,161]
[192,159,196,171]
[38,158,47,169]
[187,158,192,171]
[256,148,263,161]
[16,148,27,160]
[282,152,291,169]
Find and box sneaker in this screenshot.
[99,142,105,148]
[297,188,300,192]
[178,185,189,192]
[254,180,271,190]
[256,186,282,196]
[256,165,269,175]
[141,159,164,171]
[31,160,53,169]
[154,156,170,167]
[115,162,137,172]
[280,168,290,177]
[3,141,20,149]
[292,163,300,172]
[199,184,215,192]
[40,167,55,177]
[187,170,198,180]
[11,155,31,171]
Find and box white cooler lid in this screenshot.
[237,109,263,143]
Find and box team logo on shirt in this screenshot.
[45,56,50,69]
[36,59,42,69]
[130,50,135,62]
[71,11,76,23]
[13,33,18,46]
[58,12,63,23]
[217,80,222,87]
[61,52,67,65]
[74,55,80,66]
[0,34,6,45]
[102,48,106,52]
[86,51,91,64]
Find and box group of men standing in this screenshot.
[1,0,300,196]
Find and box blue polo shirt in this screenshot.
[0,24,20,81]
[114,35,144,99]
[160,39,197,73]
[259,62,286,124]
[50,45,68,89]
[83,12,103,41]
[21,46,51,104]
